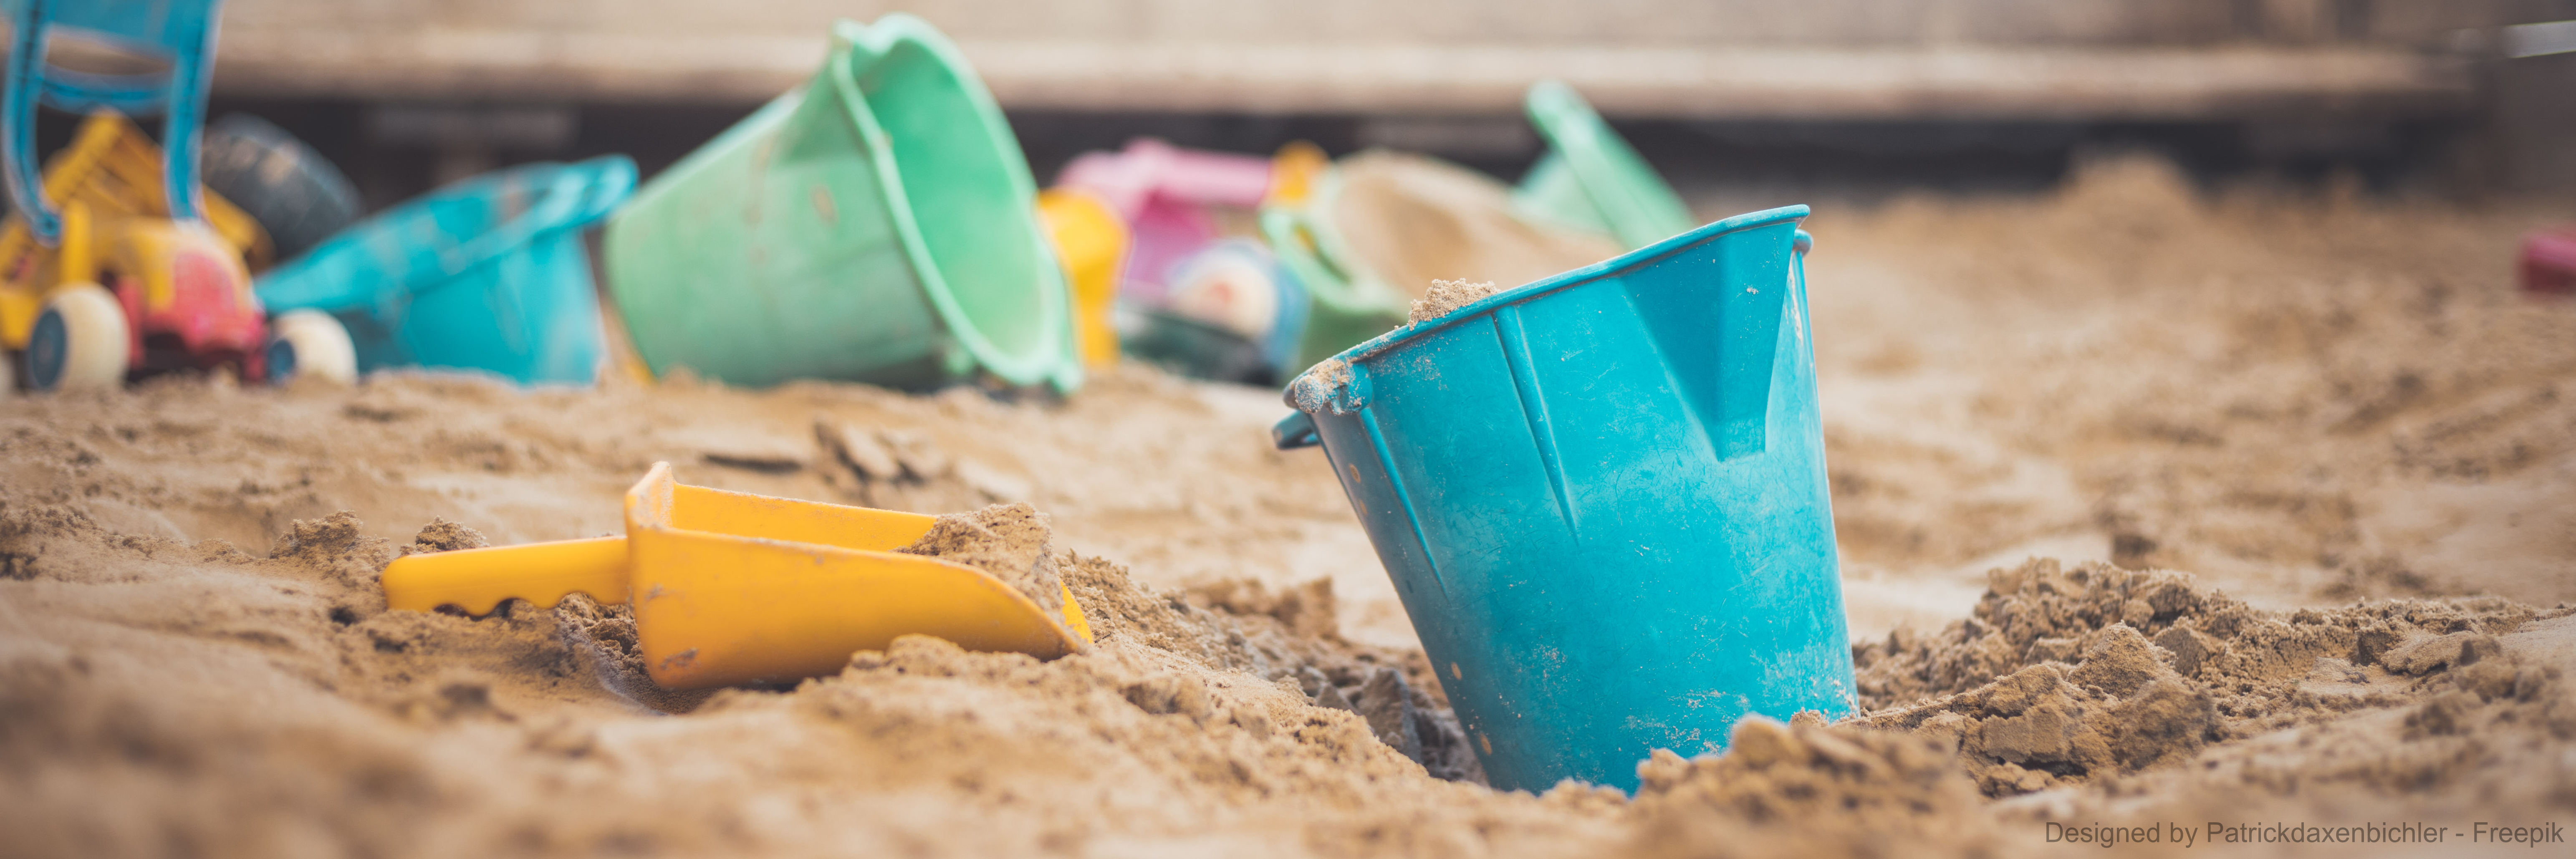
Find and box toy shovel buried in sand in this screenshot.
[379,463,1092,690]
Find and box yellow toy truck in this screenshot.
[0,111,311,389]
[1,0,354,392]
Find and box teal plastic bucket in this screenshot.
[602,15,1079,394]
[254,156,636,385]
[1273,206,1849,792]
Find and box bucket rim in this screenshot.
[1280,203,1810,409]
[825,13,1082,394]
[253,155,637,313]
[1258,164,1397,296]
[1253,167,1410,318]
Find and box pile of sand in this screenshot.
[1852,558,2566,796]
[897,503,1067,616]
[1407,279,1503,324]
[5,154,2576,856]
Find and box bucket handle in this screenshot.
[1259,207,1354,288]
[1273,411,1320,450]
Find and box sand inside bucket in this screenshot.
[1332,150,1623,298]
[1407,279,1504,323]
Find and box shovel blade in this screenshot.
[631,526,1082,689]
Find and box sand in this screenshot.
[1283,356,1351,414]
[1806,155,2576,637]
[1407,279,1503,324]
[897,503,1067,616]
[4,154,2576,856]
[1852,559,2559,795]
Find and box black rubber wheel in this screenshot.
[199,114,363,262]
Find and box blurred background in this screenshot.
[198,0,2576,212]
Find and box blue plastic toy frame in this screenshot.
[2,0,223,243]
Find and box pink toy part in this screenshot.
[1053,138,1274,220]
[1056,138,1277,303]
[1121,195,1217,305]
[2521,226,2576,296]
[112,240,268,378]
[157,247,266,355]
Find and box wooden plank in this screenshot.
[208,28,2473,121]
[960,43,2474,119]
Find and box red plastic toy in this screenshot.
[2520,226,2576,296]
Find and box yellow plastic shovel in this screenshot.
[380,462,1092,690]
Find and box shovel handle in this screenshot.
[381,536,631,615]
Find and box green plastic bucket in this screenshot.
[1257,170,1412,371]
[1511,81,1696,252]
[603,15,1079,393]
[1260,82,1690,371]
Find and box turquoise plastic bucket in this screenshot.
[1273,206,1849,792]
[254,156,635,385]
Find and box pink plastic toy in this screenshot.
[2521,226,2576,296]
[1053,139,1275,303]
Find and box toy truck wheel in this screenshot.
[264,309,358,384]
[26,283,130,392]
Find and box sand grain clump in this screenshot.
[1408,279,1502,323]
[408,518,488,553]
[897,502,1066,615]
[1284,356,1353,414]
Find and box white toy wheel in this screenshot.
[264,309,358,384]
[25,283,129,392]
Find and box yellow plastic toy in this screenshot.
[380,463,1094,690]
[1265,140,1328,207]
[0,111,284,390]
[1036,188,1127,369]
